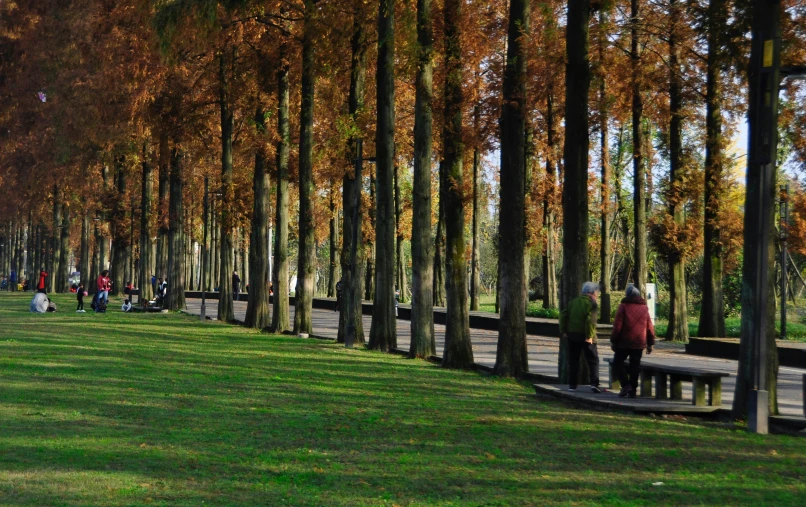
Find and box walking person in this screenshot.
[610,285,656,398]
[9,269,17,292]
[232,271,241,302]
[559,282,603,393]
[76,283,86,312]
[96,270,111,305]
[335,280,343,312]
[37,268,48,294]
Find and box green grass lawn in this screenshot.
[1,292,805,506]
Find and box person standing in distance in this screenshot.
[232,271,241,302]
[96,270,111,305]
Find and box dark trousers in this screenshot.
[77,300,84,311]
[613,348,643,390]
[568,339,600,388]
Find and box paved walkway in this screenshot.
[184,299,805,418]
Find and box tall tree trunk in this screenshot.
[217,50,236,322]
[409,0,435,358]
[698,0,727,337]
[339,2,368,346]
[25,213,33,286]
[494,0,530,376]
[271,39,292,334]
[666,0,689,341]
[433,172,445,307]
[100,164,111,276]
[241,226,248,285]
[613,125,632,288]
[157,130,169,279]
[294,0,317,335]
[51,187,62,293]
[543,88,558,309]
[92,221,100,293]
[440,0,473,368]
[111,158,127,296]
[470,103,481,311]
[58,207,70,292]
[80,211,90,290]
[733,0,780,418]
[394,154,407,303]
[365,167,376,301]
[560,0,591,383]
[212,200,219,289]
[245,106,272,330]
[139,144,154,303]
[368,0,397,352]
[524,126,534,298]
[597,11,611,323]
[166,146,186,311]
[328,181,340,298]
[631,0,647,294]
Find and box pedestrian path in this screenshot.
[184,299,805,418]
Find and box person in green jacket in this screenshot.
[559,281,602,393]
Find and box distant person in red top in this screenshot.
[610,284,656,398]
[96,270,111,305]
[37,268,48,294]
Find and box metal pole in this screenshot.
[201,177,209,322]
[780,184,788,340]
[746,0,782,435]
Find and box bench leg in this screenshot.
[670,375,684,401]
[692,378,707,406]
[641,370,652,397]
[708,379,722,407]
[655,373,668,400]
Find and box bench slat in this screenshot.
[604,358,729,378]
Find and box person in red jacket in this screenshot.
[37,268,48,294]
[610,285,656,398]
[96,270,111,305]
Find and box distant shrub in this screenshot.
[526,304,560,319]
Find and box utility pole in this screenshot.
[745,0,781,435]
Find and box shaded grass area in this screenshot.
[1,293,805,506]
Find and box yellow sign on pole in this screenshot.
[763,40,773,67]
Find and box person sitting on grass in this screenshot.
[559,281,602,393]
[610,284,655,398]
[122,299,132,312]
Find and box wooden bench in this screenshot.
[605,358,729,407]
